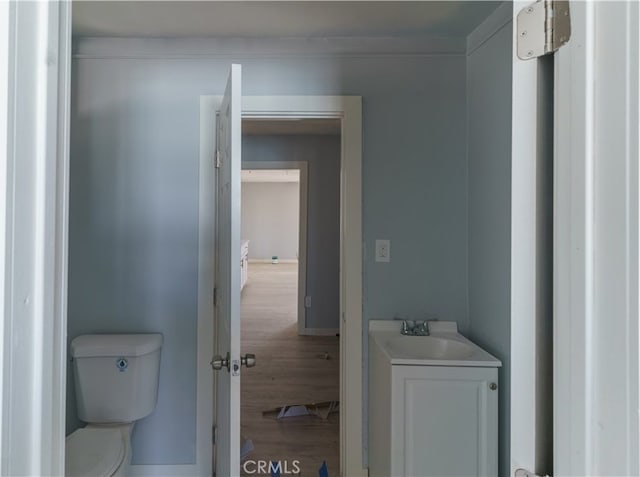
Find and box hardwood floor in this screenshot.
[240,262,339,476]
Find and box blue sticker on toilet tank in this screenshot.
[116,358,128,372]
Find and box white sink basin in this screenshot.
[382,335,475,361]
[369,320,502,367]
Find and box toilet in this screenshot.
[66,334,163,477]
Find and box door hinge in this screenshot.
[215,150,221,168]
[517,0,571,60]
[213,287,217,306]
[515,469,551,477]
[212,425,216,444]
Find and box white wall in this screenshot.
[241,181,299,260]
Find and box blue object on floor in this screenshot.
[319,461,328,477]
[271,462,280,477]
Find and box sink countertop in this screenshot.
[369,319,502,368]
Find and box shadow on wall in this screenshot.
[68,96,199,464]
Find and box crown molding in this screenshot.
[466,2,512,56]
[72,36,467,59]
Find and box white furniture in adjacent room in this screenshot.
[368,320,501,477]
[241,240,249,290]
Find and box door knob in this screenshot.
[241,353,256,368]
[211,352,230,371]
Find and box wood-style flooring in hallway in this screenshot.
[240,262,339,476]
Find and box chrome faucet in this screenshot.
[398,319,430,336]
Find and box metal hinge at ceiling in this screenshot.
[515,468,551,477]
[517,0,571,60]
[215,150,221,168]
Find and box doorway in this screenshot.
[200,95,364,476]
[7,2,640,476]
[239,120,341,475]
[241,164,307,335]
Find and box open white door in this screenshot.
[213,64,243,477]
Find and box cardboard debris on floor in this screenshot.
[262,401,339,421]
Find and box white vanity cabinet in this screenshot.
[368,321,500,477]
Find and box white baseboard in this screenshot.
[249,258,298,264]
[299,328,340,336]
[128,464,204,477]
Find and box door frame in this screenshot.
[553,1,639,474]
[199,95,364,476]
[241,160,311,337]
[0,2,71,476]
[510,1,555,474]
[6,3,638,475]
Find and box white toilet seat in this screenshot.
[66,427,126,477]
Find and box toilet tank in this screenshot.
[71,334,163,423]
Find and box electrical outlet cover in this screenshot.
[375,239,390,262]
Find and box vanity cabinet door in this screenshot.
[390,366,498,477]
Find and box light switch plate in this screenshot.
[375,239,390,262]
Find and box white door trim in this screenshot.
[510,1,555,474]
[200,95,364,476]
[510,3,538,469]
[241,160,310,336]
[1,1,71,476]
[553,3,595,473]
[554,1,639,474]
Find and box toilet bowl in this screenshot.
[65,423,133,477]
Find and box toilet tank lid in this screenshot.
[71,334,163,358]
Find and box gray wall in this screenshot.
[67,57,200,463]
[466,14,512,477]
[241,181,300,261]
[243,135,341,330]
[67,38,469,465]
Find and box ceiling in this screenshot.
[243,118,341,136]
[72,1,502,39]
